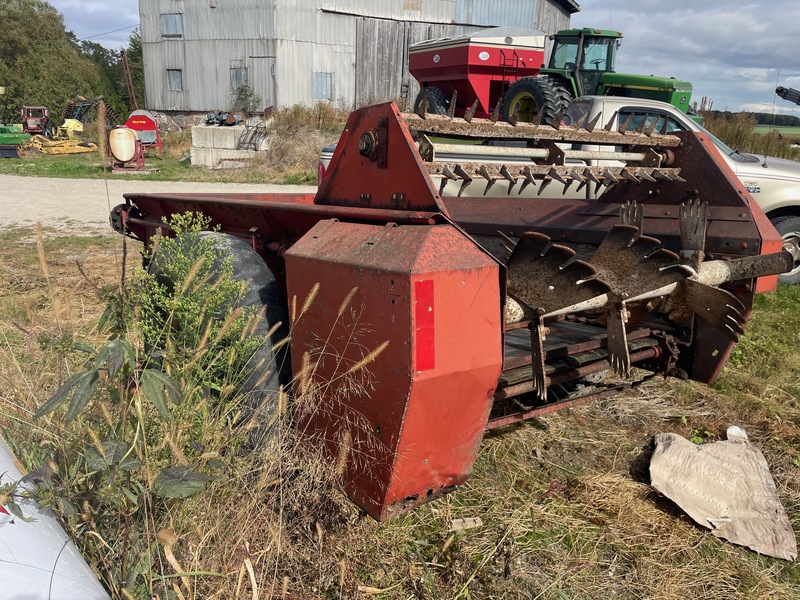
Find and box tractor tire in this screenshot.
[771,216,800,285]
[149,233,292,439]
[413,86,448,115]
[501,76,573,125]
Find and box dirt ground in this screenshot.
[0,174,317,231]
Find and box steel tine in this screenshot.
[500,165,516,194]
[635,114,649,134]
[644,116,660,137]
[568,167,586,183]
[583,167,603,187]
[606,303,631,376]
[531,317,549,400]
[518,166,536,195]
[497,230,518,250]
[509,103,520,126]
[454,164,473,197]
[601,167,619,185]
[603,110,619,131]
[552,107,566,129]
[574,110,590,131]
[619,200,643,232]
[547,167,568,185]
[447,91,458,118]
[440,164,457,194]
[479,165,496,195]
[652,169,673,181]
[464,98,479,123]
[537,176,552,195]
[618,113,634,133]
[531,107,544,127]
[585,112,603,133]
[562,178,574,195]
[415,93,429,119]
[490,102,502,123]
[636,168,657,183]
[620,168,640,184]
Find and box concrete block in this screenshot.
[191,125,215,149]
[211,126,245,150]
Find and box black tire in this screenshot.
[149,233,292,438]
[501,76,573,125]
[771,216,800,285]
[413,86,448,115]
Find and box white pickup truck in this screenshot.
[318,96,800,283]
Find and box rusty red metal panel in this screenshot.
[285,220,502,521]
[314,102,450,216]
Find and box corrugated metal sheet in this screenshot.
[140,0,573,112]
[318,0,454,24]
[455,0,536,28]
[144,38,276,111]
[140,0,275,43]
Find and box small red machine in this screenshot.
[21,106,51,135]
[124,110,163,158]
[111,102,790,521]
[408,27,545,117]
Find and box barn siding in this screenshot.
[455,0,536,27]
[139,0,576,112]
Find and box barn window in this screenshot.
[161,13,184,38]
[230,67,249,93]
[167,69,183,92]
[312,72,332,100]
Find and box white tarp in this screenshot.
[650,426,797,561]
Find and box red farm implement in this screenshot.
[112,102,790,521]
[408,27,545,119]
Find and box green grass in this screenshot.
[753,125,800,137]
[0,151,317,184]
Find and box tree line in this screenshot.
[0,0,143,125]
[709,110,800,128]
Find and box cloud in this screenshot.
[573,0,800,115]
[49,0,139,49]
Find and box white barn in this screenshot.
[138,0,580,113]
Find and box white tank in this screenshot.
[108,127,139,163]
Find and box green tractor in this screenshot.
[501,28,695,124]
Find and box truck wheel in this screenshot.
[413,86,448,115]
[771,216,800,285]
[501,76,571,125]
[150,233,292,438]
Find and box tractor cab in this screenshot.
[547,28,622,97]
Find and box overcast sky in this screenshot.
[50,0,800,117]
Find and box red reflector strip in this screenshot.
[414,279,435,372]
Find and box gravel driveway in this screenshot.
[0,174,317,231]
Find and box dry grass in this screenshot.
[0,226,799,599]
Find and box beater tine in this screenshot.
[479,165,496,195]
[618,113,634,133]
[454,164,473,197]
[490,102,502,123]
[509,104,520,126]
[415,93,429,119]
[644,116,660,137]
[464,98,479,123]
[603,110,619,131]
[585,112,602,133]
[620,168,641,184]
[500,165,516,194]
[447,91,458,118]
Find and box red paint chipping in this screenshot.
[415,279,435,371]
